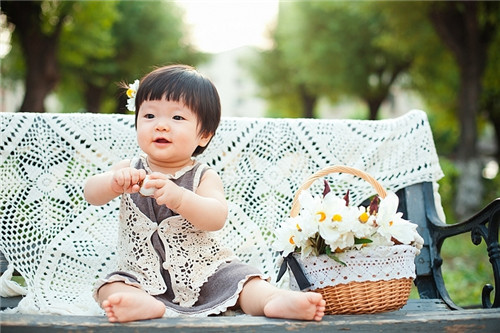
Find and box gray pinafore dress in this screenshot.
[93,155,266,317]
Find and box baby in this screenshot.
[84,64,325,322]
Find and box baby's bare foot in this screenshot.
[263,290,326,321]
[103,292,165,323]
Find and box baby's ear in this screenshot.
[198,132,213,147]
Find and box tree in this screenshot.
[56,0,119,113]
[244,36,319,118]
[247,1,414,119]
[427,1,499,218]
[2,1,75,112]
[58,0,204,114]
[300,2,413,120]
[378,1,500,218]
[429,1,498,162]
[482,29,500,162]
[2,0,204,114]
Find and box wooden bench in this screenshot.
[1,111,499,332]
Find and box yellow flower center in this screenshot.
[296,224,302,232]
[289,236,295,245]
[316,211,326,222]
[126,88,135,98]
[359,212,369,223]
[389,221,394,226]
[332,214,342,222]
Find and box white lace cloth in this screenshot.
[289,245,418,291]
[0,110,443,315]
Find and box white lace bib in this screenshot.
[117,162,236,307]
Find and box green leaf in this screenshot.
[355,237,373,244]
[325,246,347,266]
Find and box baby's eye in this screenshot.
[145,113,155,119]
[173,115,185,120]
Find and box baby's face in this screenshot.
[135,98,211,169]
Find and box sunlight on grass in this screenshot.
[440,233,493,307]
[408,233,494,307]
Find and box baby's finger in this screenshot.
[121,171,133,188]
[129,183,141,193]
[114,170,126,187]
[150,178,167,190]
[138,169,147,182]
[130,170,143,186]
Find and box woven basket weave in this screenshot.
[289,166,414,315]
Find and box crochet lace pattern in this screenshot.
[289,245,419,290]
[0,110,443,315]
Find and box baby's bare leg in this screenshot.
[97,281,165,323]
[238,278,326,321]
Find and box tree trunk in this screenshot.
[2,1,70,112]
[365,61,411,121]
[492,116,500,163]
[84,83,103,114]
[115,92,128,114]
[20,33,60,113]
[483,94,500,162]
[428,1,496,218]
[429,1,489,160]
[367,98,383,121]
[299,85,317,118]
[487,107,500,163]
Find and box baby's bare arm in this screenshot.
[148,170,228,231]
[84,160,146,206]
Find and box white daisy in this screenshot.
[126,79,139,112]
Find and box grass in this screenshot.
[11,275,27,287]
[409,232,494,307]
[440,233,493,307]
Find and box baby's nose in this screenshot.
[155,121,170,131]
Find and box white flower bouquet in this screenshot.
[274,166,424,314]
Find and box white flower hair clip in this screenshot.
[126,79,139,112]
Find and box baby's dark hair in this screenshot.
[133,64,221,156]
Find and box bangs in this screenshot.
[135,70,206,114]
[133,65,221,150]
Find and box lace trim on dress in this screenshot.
[162,273,269,317]
[139,154,197,179]
[92,274,144,302]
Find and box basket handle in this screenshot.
[290,166,387,217]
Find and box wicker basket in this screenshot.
[288,165,415,315]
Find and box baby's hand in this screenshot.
[146,173,184,209]
[139,175,157,197]
[111,167,146,194]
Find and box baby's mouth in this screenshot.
[154,138,170,144]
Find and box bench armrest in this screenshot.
[422,182,500,309]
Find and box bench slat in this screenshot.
[1,300,499,333]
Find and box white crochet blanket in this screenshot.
[0,110,443,315]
